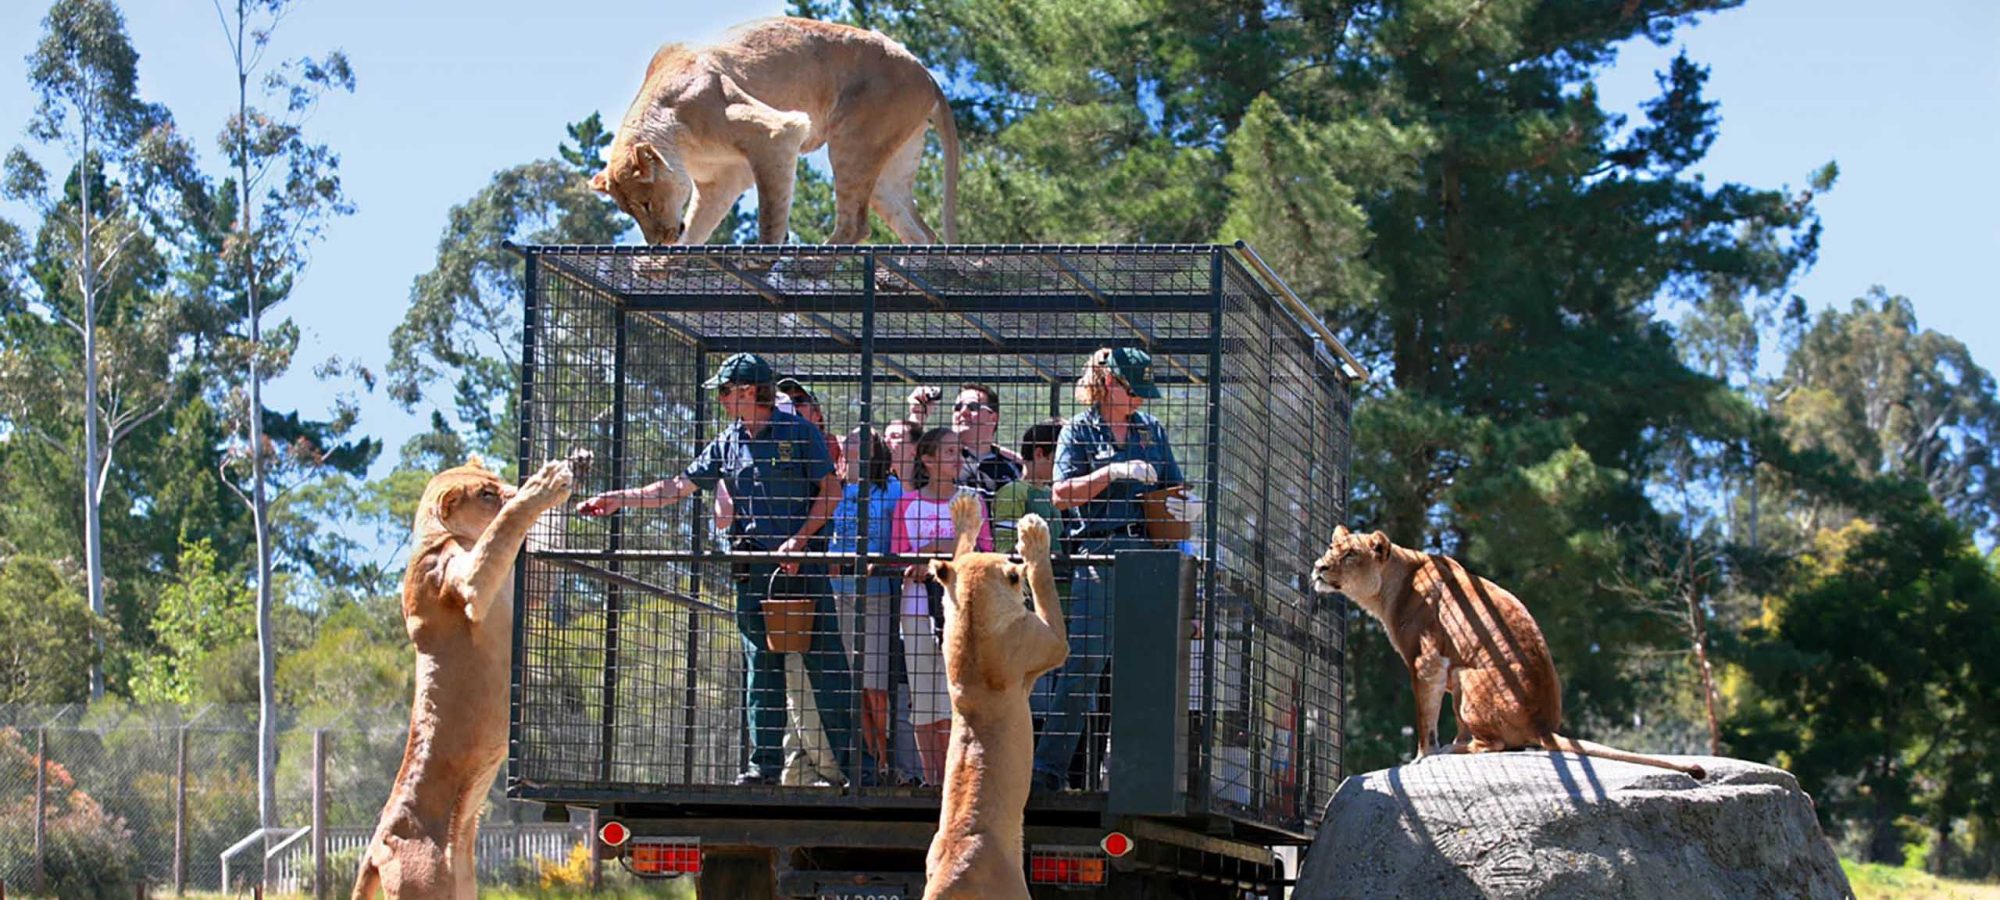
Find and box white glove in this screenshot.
[1103,460,1158,483]
[1163,491,1205,524]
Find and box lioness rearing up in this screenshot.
[923,493,1068,899]
[353,451,586,899]
[595,17,960,246]
[1313,526,1705,779]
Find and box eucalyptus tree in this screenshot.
[3,0,194,698]
[209,0,359,833]
[1777,288,2000,542]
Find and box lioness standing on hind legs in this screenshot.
[1312,526,1706,779]
[923,493,1068,899]
[594,17,960,245]
[352,451,587,899]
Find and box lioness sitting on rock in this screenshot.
[923,493,1068,899]
[1313,526,1705,779]
[353,451,587,899]
[595,16,959,245]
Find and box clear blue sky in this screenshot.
[2,0,1994,484]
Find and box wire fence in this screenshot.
[0,704,584,896]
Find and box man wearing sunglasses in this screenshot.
[950,382,1025,503]
[575,352,874,787]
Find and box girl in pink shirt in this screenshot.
[892,427,991,783]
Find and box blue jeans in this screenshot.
[736,564,868,776]
[1032,535,1146,783]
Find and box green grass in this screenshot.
[1844,859,2000,899]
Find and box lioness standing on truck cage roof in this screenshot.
[353,452,585,899]
[594,16,960,246]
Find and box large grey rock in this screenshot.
[1296,752,1852,899]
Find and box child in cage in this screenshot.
[893,426,992,784]
[992,419,1064,555]
[830,426,911,783]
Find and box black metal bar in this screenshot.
[1250,257,1275,815]
[689,336,1221,357]
[531,548,1110,566]
[599,305,630,783]
[681,349,710,785]
[580,364,1207,388]
[523,241,1224,259]
[545,558,736,619]
[1197,249,1226,813]
[617,291,1221,315]
[850,251,881,796]
[509,250,540,793]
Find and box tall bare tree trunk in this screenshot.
[80,97,105,702]
[226,0,278,842]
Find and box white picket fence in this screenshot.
[265,823,589,893]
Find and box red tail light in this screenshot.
[1028,846,1107,885]
[625,838,702,877]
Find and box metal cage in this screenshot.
[508,243,1358,841]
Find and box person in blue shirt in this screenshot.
[828,425,911,784]
[1032,346,1183,792]
[575,352,874,786]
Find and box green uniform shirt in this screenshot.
[991,479,1058,555]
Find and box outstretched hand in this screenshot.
[575,494,622,517]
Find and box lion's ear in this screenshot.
[589,169,611,193]
[465,453,487,471]
[1369,530,1391,560]
[436,485,466,520]
[629,143,661,183]
[929,560,952,584]
[1332,524,1349,542]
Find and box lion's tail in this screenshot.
[931,78,960,244]
[1539,732,1706,779]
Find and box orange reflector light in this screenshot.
[1028,846,1107,885]
[598,820,629,847]
[627,838,701,876]
[1100,831,1133,858]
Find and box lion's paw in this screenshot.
[1017,513,1050,561]
[521,458,575,506]
[949,491,982,541]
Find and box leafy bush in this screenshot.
[0,727,138,898]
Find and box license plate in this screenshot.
[816,888,904,900]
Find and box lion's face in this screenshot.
[591,141,691,244]
[930,554,1027,626]
[417,459,515,543]
[1312,526,1391,596]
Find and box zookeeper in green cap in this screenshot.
[575,352,876,786]
[1031,345,1184,791]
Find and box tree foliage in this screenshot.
[1777,289,2000,541]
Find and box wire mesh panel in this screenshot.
[511,244,1355,840]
